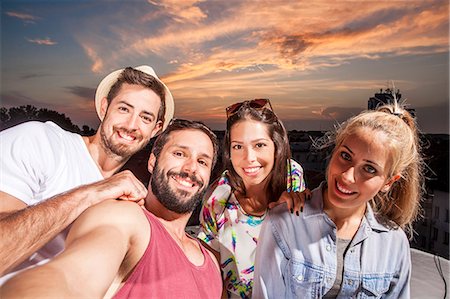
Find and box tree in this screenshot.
[0,107,10,123]
[82,125,96,136]
[0,105,94,134]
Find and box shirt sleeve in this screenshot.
[253,213,287,299]
[287,159,306,192]
[390,231,411,298]
[0,121,58,204]
[197,173,232,251]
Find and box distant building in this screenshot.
[288,130,328,189]
[368,88,416,118]
[412,188,450,259]
[410,133,449,259]
[430,190,450,258]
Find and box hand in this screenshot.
[268,189,311,215]
[88,170,148,206]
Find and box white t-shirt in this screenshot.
[0,121,103,281]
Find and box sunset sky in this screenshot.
[2,0,449,133]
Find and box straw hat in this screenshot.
[95,65,174,131]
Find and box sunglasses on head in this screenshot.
[225,99,273,118]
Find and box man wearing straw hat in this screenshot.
[0,66,174,283]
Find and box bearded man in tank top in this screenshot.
[2,119,222,299]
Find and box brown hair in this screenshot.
[224,102,291,202]
[152,119,219,170]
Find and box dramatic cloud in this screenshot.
[115,2,447,72]
[128,17,256,57]
[26,37,57,45]
[3,1,448,133]
[75,0,447,80]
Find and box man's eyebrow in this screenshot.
[199,152,213,162]
[117,100,134,108]
[117,101,156,117]
[171,144,213,161]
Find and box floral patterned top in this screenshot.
[197,159,305,298]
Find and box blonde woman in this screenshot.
[254,103,423,298]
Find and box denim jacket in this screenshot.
[253,182,411,299]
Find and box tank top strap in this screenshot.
[190,235,216,269]
[142,208,162,228]
[142,208,214,268]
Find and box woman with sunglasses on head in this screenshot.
[253,103,424,298]
[198,99,307,299]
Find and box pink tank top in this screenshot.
[113,209,222,299]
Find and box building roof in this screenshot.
[411,248,449,298]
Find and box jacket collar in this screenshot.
[305,181,390,233]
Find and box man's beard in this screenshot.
[151,162,207,214]
[100,124,145,158]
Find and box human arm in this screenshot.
[268,159,309,214]
[0,170,147,275]
[253,214,287,299]
[386,233,411,298]
[197,175,231,298]
[1,199,146,298]
[197,174,230,252]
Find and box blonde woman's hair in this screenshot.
[333,103,424,236]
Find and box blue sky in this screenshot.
[1,0,448,133]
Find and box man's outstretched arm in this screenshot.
[1,199,148,298]
[0,170,147,275]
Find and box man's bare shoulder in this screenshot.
[78,199,146,224]
[67,200,148,243]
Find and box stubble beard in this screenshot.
[99,123,146,158]
[151,162,207,214]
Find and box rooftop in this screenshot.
[411,248,449,298]
[186,225,450,298]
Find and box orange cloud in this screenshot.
[87,1,447,74]
[80,43,104,73]
[74,1,447,125]
[117,0,448,76]
[147,0,207,24]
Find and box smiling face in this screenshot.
[230,119,275,188]
[325,127,397,213]
[99,83,162,158]
[150,129,214,214]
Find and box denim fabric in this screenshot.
[253,182,411,299]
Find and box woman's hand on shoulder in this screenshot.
[268,189,311,215]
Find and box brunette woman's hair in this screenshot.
[224,101,291,202]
